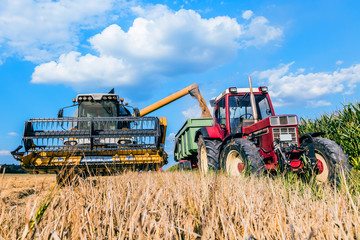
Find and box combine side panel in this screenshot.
[174,118,213,161]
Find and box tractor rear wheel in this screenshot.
[312,137,351,183]
[197,135,221,175]
[220,138,265,176]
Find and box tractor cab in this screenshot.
[212,87,274,134]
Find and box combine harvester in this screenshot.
[174,77,352,182]
[11,84,211,183]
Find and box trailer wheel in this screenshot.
[178,161,192,171]
[312,137,351,183]
[197,135,221,174]
[220,138,264,176]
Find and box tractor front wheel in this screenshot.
[312,137,351,183]
[220,138,265,176]
[197,135,221,175]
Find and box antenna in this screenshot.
[248,76,258,123]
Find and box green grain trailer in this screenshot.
[174,118,213,169]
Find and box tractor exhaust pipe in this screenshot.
[248,76,258,123]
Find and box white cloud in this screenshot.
[242,10,253,20]
[32,5,283,89]
[307,100,332,107]
[0,150,10,156]
[241,15,283,48]
[253,63,360,107]
[166,133,176,141]
[32,51,133,88]
[8,132,18,136]
[165,132,176,156]
[89,6,242,74]
[0,0,127,62]
[296,68,305,74]
[182,105,202,118]
[336,60,344,65]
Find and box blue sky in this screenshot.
[1,0,360,167]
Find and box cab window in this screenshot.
[257,95,273,119]
[216,99,226,126]
[78,101,118,118]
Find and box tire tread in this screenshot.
[197,136,221,170]
[313,137,351,182]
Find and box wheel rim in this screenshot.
[200,145,208,174]
[226,150,245,176]
[315,153,329,182]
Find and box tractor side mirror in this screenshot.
[57,109,63,118]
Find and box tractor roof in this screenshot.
[214,88,262,102]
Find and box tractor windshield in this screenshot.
[229,94,273,133]
[78,101,118,118]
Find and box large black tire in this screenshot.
[197,135,221,175]
[220,138,265,176]
[312,137,351,183]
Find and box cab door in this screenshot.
[214,98,227,139]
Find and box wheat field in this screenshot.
[0,171,359,239]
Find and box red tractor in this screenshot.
[175,79,351,182]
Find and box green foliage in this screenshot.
[166,164,179,172]
[0,164,27,174]
[298,102,360,169]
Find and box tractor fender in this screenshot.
[299,132,325,144]
[218,133,243,155]
[195,127,210,142]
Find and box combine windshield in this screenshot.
[77,101,119,130]
[78,101,118,118]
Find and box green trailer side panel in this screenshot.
[174,118,213,161]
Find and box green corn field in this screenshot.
[298,102,360,169]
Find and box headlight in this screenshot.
[118,139,133,145]
[259,86,268,92]
[229,87,237,93]
[64,140,77,146]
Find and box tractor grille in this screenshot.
[272,127,298,147]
